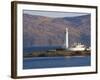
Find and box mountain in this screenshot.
[23,14,90,48]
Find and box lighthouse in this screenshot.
[65,28,68,48]
[64,28,68,49]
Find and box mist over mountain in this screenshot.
[23,13,90,48]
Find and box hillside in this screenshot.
[23,14,90,48]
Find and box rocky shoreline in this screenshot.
[24,50,90,58]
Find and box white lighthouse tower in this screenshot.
[64,28,68,49]
[65,28,68,48]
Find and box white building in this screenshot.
[68,43,86,51]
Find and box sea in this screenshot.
[23,46,91,69]
[23,56,90,69]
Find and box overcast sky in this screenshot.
[23,10,90,18]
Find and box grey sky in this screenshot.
[23,10,90,18]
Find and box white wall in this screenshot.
[0,0,99,80]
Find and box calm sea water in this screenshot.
[23,56,91,69]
